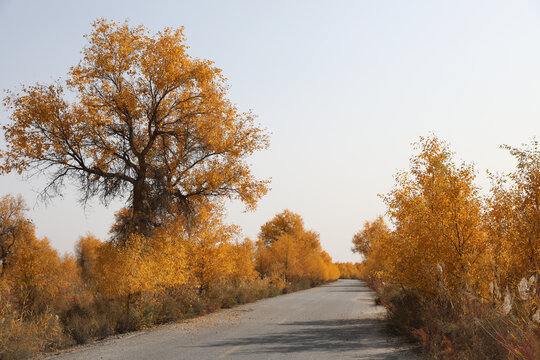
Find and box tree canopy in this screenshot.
[1,19,269,240]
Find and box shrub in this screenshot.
[0,309,67,360]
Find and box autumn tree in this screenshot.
[0,195,78,313]
[383,136,488,294]
[486,140,540,289]
[1,19,269,242]
[0,194,32,273]
[256,210,339,284]
[179,207,242,293]
[75,234,102,284]
[351,216,393,281]
[335,262,363,279]
[351,216,390,259]
[258,209,304,246]
[225,238,258,285]
[95,233,186,302]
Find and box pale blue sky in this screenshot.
[0,0,539,261]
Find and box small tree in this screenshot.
[258,209,304,246]
[351,216,390,259]
[1,19,269,242]
[255,210,338,284]
[0,194,32,274]
[351,216,393,281]
[486,140,540,289]
[383,136,488,295]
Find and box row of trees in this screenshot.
[0,19,341,359]
[334,262,363,279]
[0,196,339,358]
[354,136,539,358]
[255,210,340,285]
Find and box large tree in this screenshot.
[1,19,269,241]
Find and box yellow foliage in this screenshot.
[381,136,489,295]
[0,195,79,313]
[0,194,31,274]
[259,209,304,246]
[169,207,257,293]
[6,236,63,311]
[75,234,102,284]
[0,226,79,316]
[335,262,363,279]
[1,18,269,239]
[225,239,259,284]
[355,138,540,359]
[95,233,186,298]
[351,216,392,281]
[486,141,540,290]
[256,210,339,284]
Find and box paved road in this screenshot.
[49,279,417,359]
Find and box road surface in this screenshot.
[49,279,418,359]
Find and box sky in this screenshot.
[0,0,539,262]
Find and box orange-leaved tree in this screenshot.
[94,233,187,301]
[335,262,363,279]
[0,195,79,313]
[256,210,339,284]
[179,207,244,293]
[0,194,32,274]
[258,209,304,246]
[486,140,540,290]
[383,136,488,295]
[1,19,269,242]
[351,216,393,281]
[75,234,102,285]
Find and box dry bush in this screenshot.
[0,307,67,360]
[372,278,540,360]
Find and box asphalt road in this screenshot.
[49,279,418,359]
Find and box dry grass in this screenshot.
[0,308,68,360]
[371,279,540,360]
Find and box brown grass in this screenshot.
[370,279,540,360]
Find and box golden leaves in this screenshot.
[255,210,340,284]
[360,136,539,302]
[486,141,540,289]
[2,18,269,231]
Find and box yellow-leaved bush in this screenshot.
[94,234,187,299]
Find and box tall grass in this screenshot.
[370,279,540,360]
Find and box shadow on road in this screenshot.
[200,318,413,359]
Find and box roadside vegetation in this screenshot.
[355,135,539,359]
[0,199,339,360]
[335,262,364,279]
[0,19,341,359]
